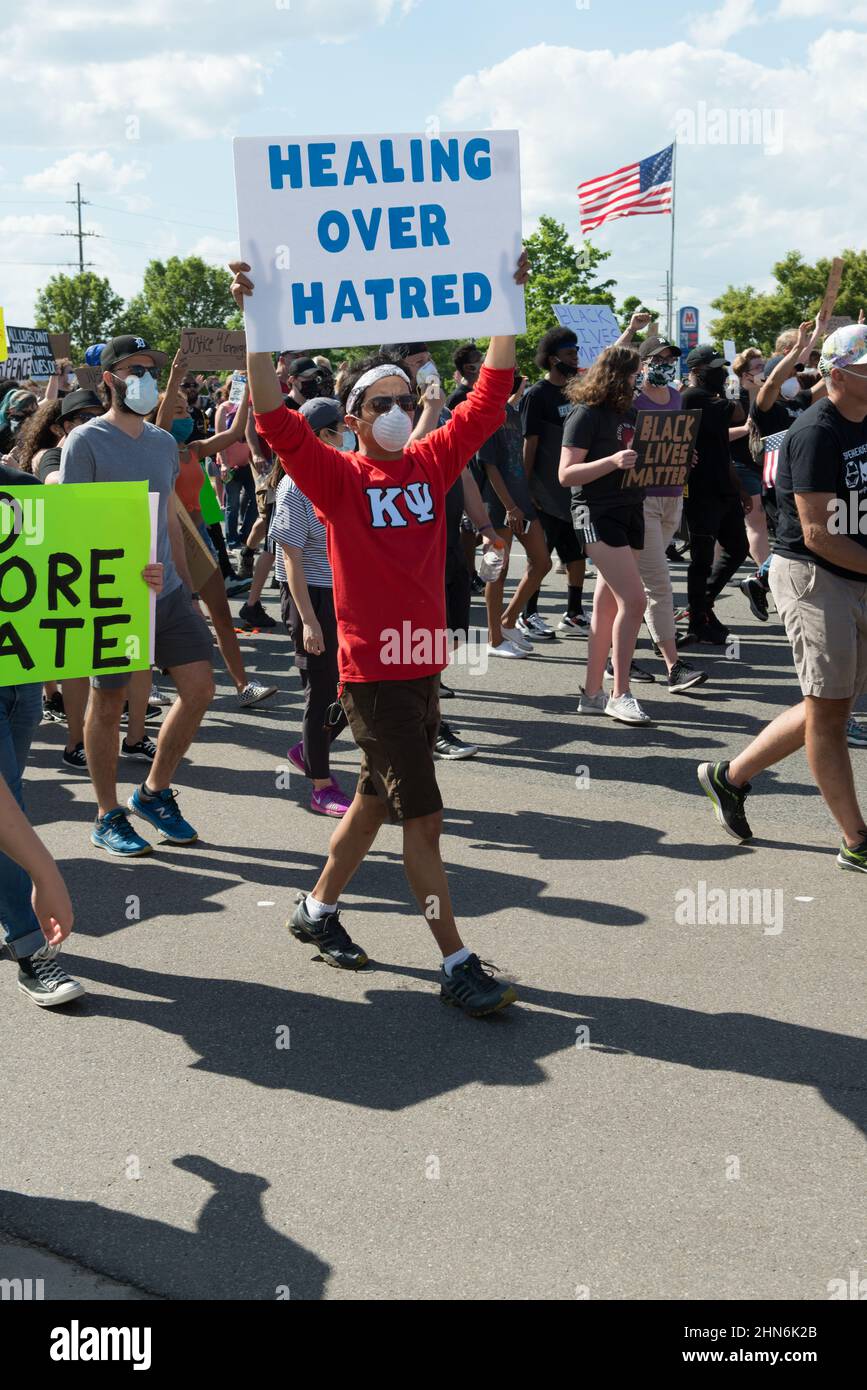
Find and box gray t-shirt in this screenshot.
[59,416,181,601]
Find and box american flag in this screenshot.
[578,145,674,234]
[762,430,787,488]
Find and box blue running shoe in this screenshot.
[92,808,153,857]
[128,785,198,844]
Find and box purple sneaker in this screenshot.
[310,782,351,818]
[287,741,306,776]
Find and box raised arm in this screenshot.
[195,385,250,460]
[157,349,189,432]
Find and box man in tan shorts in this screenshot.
[697,324,867,872]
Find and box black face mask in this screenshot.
[701,366,727,393]
[298,371,333,400]
[553,357,578,378]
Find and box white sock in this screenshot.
[442,946,471,977]
[305,894,337,920]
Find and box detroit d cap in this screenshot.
[99,335,168,371]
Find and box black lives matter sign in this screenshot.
[620,410,700,491]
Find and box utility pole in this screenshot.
[59,183,98,355]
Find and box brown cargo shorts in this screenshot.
[340,675,442,823]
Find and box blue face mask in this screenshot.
[170,417,194,444]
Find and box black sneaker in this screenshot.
[17,944,85,1007]
[697,761,753,841]
[739,576,769,621]
[238,601,277,630]
[42,692,65,723]
[665,543,680,561]
[667,660,707,692]
[237,548,256,579]
[678,616,726,648]
[440,953,517,1018]
[62,742,88,769]
[288,894,369,970]
[438,681,456,699]
[705,612,731,644]
[121,735,158,762]
[605,658,656,684]
[119,701,162,727]
[434,722,479,759]
[471,574,486,596]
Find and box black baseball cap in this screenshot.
[99,335,168,371]
[60,389,104,418]
[299,397,341,433]
[685,344,728,370]
[288,356,320,377]
[638,335,682,361]
[380,342,428,361]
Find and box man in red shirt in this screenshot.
[230,255,528,1016]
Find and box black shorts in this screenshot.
[537,509,584,563]
[580,503,645,551]
[483,473,537,530]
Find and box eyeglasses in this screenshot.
[362,394,416,415]
[64,411,102,427]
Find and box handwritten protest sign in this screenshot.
[0,482,153,685]
[0,326,57,381]
[553,304,620,368]
[619,410,700,490]
[181,328,247,370]
[233,131,525,350]
[73,366,103,390]
[228,370,246,405]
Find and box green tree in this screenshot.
[34,272,124,362]
[119,256,236,358]
[710,249,867,353]
[518,216,616,377]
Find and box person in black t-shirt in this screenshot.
[559,345,653,726]
[517,326,587,641]
[679,345,750,646]
[697,323,867,870]
[729,347,771,619]
[14,389,104,482]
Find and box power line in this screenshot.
[87,200,234,235]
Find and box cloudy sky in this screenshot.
[1,0,864,346]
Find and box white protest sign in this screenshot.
[723,339,737,364]
[228,371,246,405]
[233,132,525,351]
[0,326,57,380]
[553,304,620,368]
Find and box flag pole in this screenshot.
[667,140,677,340]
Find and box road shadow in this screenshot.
[0,1155,330,1300]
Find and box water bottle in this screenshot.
[478,540,506,583]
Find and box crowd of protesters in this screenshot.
[1,271,866,1018]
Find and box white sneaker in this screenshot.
[239,681,278,707]
[501,625,533,653]
[577,688,607,714]
[149,685,173,706]
[558,613,589,635]
[487,638,528,659]
[605,692,652,725]
[517,614,556,642]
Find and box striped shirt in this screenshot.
[269,473,332,587]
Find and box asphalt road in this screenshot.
[1,562,864,1301]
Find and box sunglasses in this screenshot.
[120,364,154,379]
[64,410,101,427]
[362,394,416,416]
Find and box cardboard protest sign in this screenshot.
[233,131,525,350]
[0,326,58,380]
[819,257,844,321]
[553,304,620,368]
[73,365,103,390]
[181,328,247,370]
[0,482,153,685]
[173,495,219,593]
[0,308,7,363]
[619,410,700,491]
[48,332,71,362]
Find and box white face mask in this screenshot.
[371,403,413,451]
[780,378,800,400]
[119,371,159,415]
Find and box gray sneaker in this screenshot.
[17,943,85,1007]
[605,691,652,725]
[577,688,607,715]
